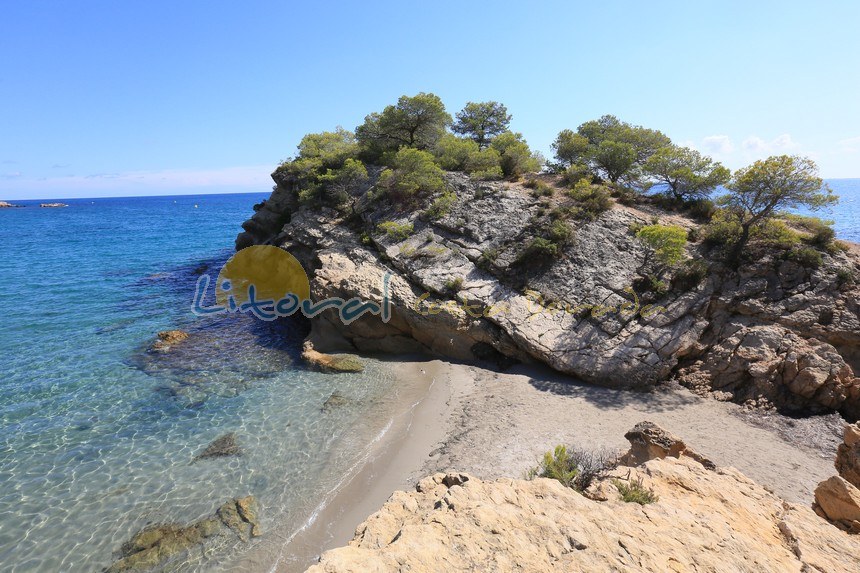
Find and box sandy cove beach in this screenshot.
[229,357,844,572]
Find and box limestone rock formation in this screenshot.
[106,496,261,572]
[814,422,860,533]
[237,170,860,418]
[836,422,860,488]
[306,423,860,573]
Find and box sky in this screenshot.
[1,0,859,200]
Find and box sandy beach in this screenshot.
[233,357,845,572]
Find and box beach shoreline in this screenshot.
[234,355,846,573]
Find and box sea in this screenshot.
[0,192,432,572]
[0,179,858,572]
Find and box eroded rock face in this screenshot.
[306,463,860,573]
[237,170,860,418]
[836,423,860,488]
[107,497,261,572]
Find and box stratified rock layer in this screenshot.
[307,434,860,573]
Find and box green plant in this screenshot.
[530,446,619,491]
[377,221,414,241]
[703,209,743,247]
[634,274,668,296]
[490,131,543,179]
[452,101,512,148]
[526,179,554,197]
[613,477,658,505]
[754,219,801,249]
[686,198,717,222]
[560,163,592,186]
[672,259,709,291]
[355,92,451,159]
[433,133,478,171]
[377,147,446,203]
[836,267,856,287]
[425,190,457,219]
[444,277,464,294]
[568,179,612,221]
[636,224,688,266]
[687,226,701,242]
[359,231,372,245]
[786,246,823,268]
[519,237,559,261]
[545,219,573,244]
[477,247,500,270]
[465,147,504,180]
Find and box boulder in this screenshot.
[193,432,242,462]
[301,341,364,373]
[107,496,261,572]
[620,421,715,469]
[151,330,189,352]
[836,422,860,488]
[814,476,860,533]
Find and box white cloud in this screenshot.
[701,135,734,155]
[0,165,272,195]
[838,136,860,153]
[742,133,798,157]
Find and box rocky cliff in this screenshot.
[236,169,860,418]
[305,422,860,573]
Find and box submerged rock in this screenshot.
[321,392,349,413]
[106,497,261,572]
[150,330,190,352]
[39,202,68,207]
[302,341,364,373]
[193,432,242,462]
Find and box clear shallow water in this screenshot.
[0,194,419,572]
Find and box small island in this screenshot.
[0,201,23,208]
[39,202,69,208]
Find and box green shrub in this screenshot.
[545,219,573,244]
[519,237,559,261]
[781,214,836,249]
[703,210,743,247]
[568,179,612,221]
[526,179,554,197]
[686,198,717,221]
[613,477,658,505]
[560,164,592,186]
[636,224,688,266]
[444,277,464,294]
[377,147,445,203]
[433,133,479,171]
[425,190,457,220]
[465,147,503,180]
[359,231,372,245]
[786,246,823,268]
[490,132,543,179]
[672,259,709,290]
[477,247,500,270]
[376,221,414,241]
[754,219,801,249]
[634,273,668,296]
[687,226,701,242]
[530,446,619,491]
[836,267,856,287]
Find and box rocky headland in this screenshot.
[237,168,860,420]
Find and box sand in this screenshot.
[249,358,844,572]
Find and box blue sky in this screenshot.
[1,1,859,199]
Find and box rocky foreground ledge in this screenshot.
[307,422,860,573]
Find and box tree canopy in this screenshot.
[552,115,671,185]
[452,101,512,148]
[644,145,730,201]
[720,155,837,257]
[355,93,451,159]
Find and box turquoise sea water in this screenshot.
[0,179,858,572]
[0,193,426,572]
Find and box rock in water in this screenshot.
[151,329,189,352]
[194,432,242,462]
[106,497,261,572]
[301,341,364,373]
[321,392,349,413]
